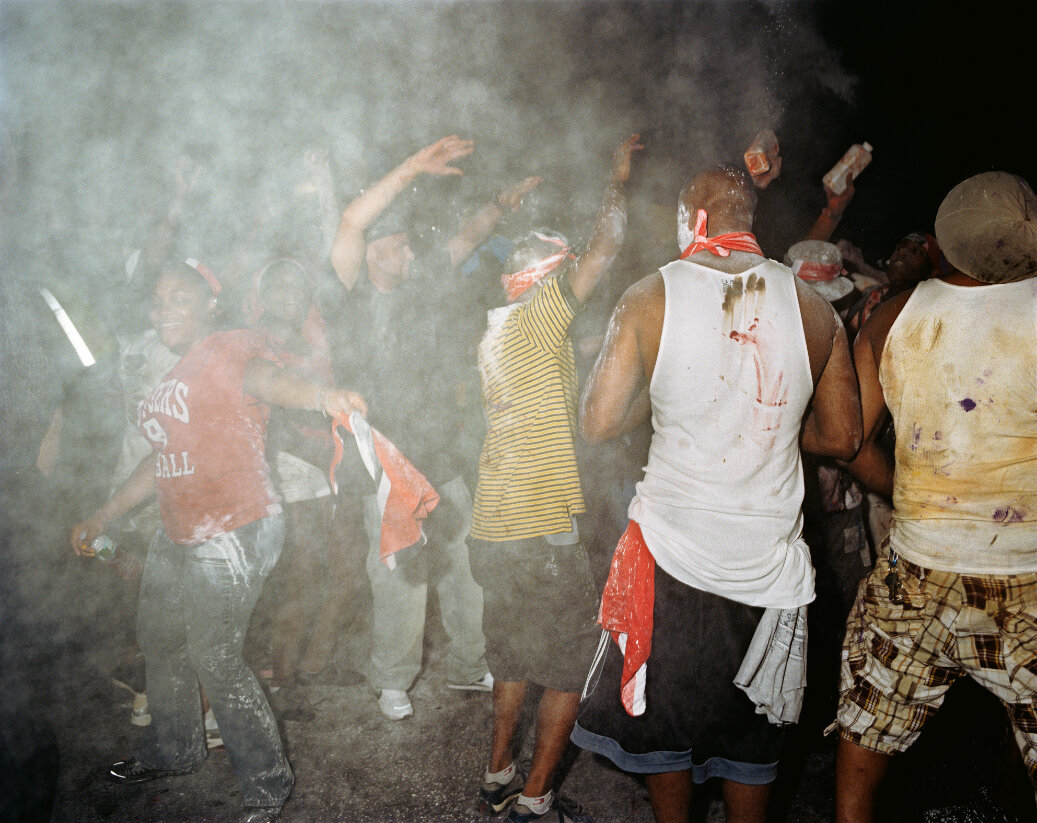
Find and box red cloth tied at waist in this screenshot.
[679,209,763,259]
[500,231,575,303]
[598,520,656,717]
[329,412,439,567]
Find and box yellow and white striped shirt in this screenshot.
[470,276,585,541]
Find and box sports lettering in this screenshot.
[139,379,190,423]
[141,417,168,448]
[155,451,196,478]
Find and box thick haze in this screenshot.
[1,0,853,282]
[0,0,863,457]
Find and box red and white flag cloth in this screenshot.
[598,520,656,717]
[330,411,439,570]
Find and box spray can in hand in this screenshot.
[823,141,873,195]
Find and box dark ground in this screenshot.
[2,521,1034,823]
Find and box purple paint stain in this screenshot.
[993,506,1026,524]
[959,398,977,412]
[910,422,922,450]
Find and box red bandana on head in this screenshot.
[500,232,576,303]
[185,257,221,297]
[679,209,763,259]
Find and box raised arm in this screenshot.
[445,176,542,269]
[579,273,661,443]
[798,283,863,460]
[243,358,367,419]
[304,148,341,261]
[329,135,474,290]
[804,174,855,243]
[569,134,643,304]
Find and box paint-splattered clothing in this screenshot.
[471,275,584,541]
[882,277,1037,574]
[837,554,1037,780]
[628,259,815,608]
[138,329,281,545]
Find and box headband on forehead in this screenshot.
[185,257,221,298]
[500,231,575,303]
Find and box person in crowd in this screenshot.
[834,172,1037,822]
[243,256,369,720]
[840,230,945,336]
[782,239,875,733]
[468,134,642,823]
[570,162,862,823]
[838,230,943,554]
[70,257,367,823]
[103,153,206,730]
[327,135,541,720]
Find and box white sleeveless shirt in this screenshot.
[628,258,816,608]
[882,276,1037,573]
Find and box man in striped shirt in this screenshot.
[467,135,642,823]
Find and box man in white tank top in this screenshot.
[835,172,1037,822]
[570,164,862,823]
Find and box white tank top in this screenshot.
[882,277,1037,573]
[628,258,815,608]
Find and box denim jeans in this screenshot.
[136,515,293,807]
[364,475,488,690]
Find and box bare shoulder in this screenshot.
[793,276,840,378]
[614,270,665,322]
[856,287,914,360]
[794,275,838,338]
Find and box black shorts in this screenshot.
[467,536,600,693]
[571,563,784,784]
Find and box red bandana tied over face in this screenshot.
[679,209,763,259]
[501,231,576,303]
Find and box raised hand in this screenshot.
[496,176,543,212]
[407,135,475,177]
[610,134,644,184]
[323,388,369,419]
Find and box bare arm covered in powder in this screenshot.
[797,279,863,460]
[445,176,542,269]
[569,134,643,304]
[838,291,912,497]
[69,452,157,556]
[329,135,474,290]
[243,359,368,418]
[579,272,663,443]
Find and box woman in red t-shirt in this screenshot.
[70,258,365,822]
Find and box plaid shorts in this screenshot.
[837,553,1037,783]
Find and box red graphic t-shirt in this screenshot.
[138,330,282,545]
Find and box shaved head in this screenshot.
[678,162,757,235]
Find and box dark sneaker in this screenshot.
[106,757,199,784]
[507,796,594,823]
[476,769,524,815]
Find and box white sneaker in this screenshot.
[130,692,151,727]
[377,689,413,720]
[446,672,494,692]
